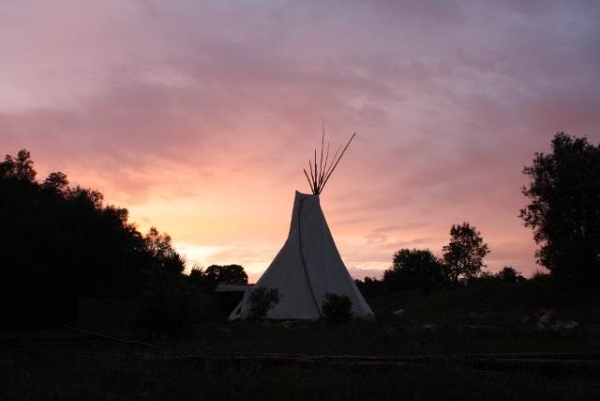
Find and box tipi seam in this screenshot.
[298,196,322,317]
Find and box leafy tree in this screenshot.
[1,151,79,326]
[520,132,600,279]
[188,265,207,287]
[442,222,490,284]
[0,149,185,327]
[203,264,248,289]
[162,252,187,275]
[42,171,69,194]
[145,227,174,260]
[144,227,186,275]
[495,266,523,284]
[0,149,36,181]
[383,249,444,293]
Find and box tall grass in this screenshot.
[4,278,600,400]
[3,341,600,401]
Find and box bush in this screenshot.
[134,273,220,338]
[496,266,524,284]
[383,249,445,293]
[322,293,353,325]
[247,287,280,321]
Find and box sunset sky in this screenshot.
[2,1,599,282]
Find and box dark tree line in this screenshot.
[0,149,186,328]
[190,264,248,290]
[373,222,490,294]
[357,132,599,297]
[357,224,523,296]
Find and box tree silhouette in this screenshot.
[203,264,248,289]
[520,133,600,280]
[42,171,69,193]
[496,266,523,284]
[144,227,186,275]
[0,149,36,181]
[383,249,444,293]
[0,149,184,327]
[442,222,490,284]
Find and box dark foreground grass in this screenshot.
[183,317,600,356]
[3,340,600,401]
[3,281,600,400]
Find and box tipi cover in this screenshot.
[229,191,374,320]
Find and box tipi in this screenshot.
[229,131,374,320]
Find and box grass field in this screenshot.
[3,279,600,400]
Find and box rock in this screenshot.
[392,308,405,318]
[551,320,579,335]
[539,309,556,325]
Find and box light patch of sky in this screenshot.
[174,243,228,272]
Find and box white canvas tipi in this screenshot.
[229,132,374,320]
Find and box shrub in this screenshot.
[496,266,524,284]
[135,274,220,338]
[322,293,353,325]
[532,268,550,281]
[247,287,280,321]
